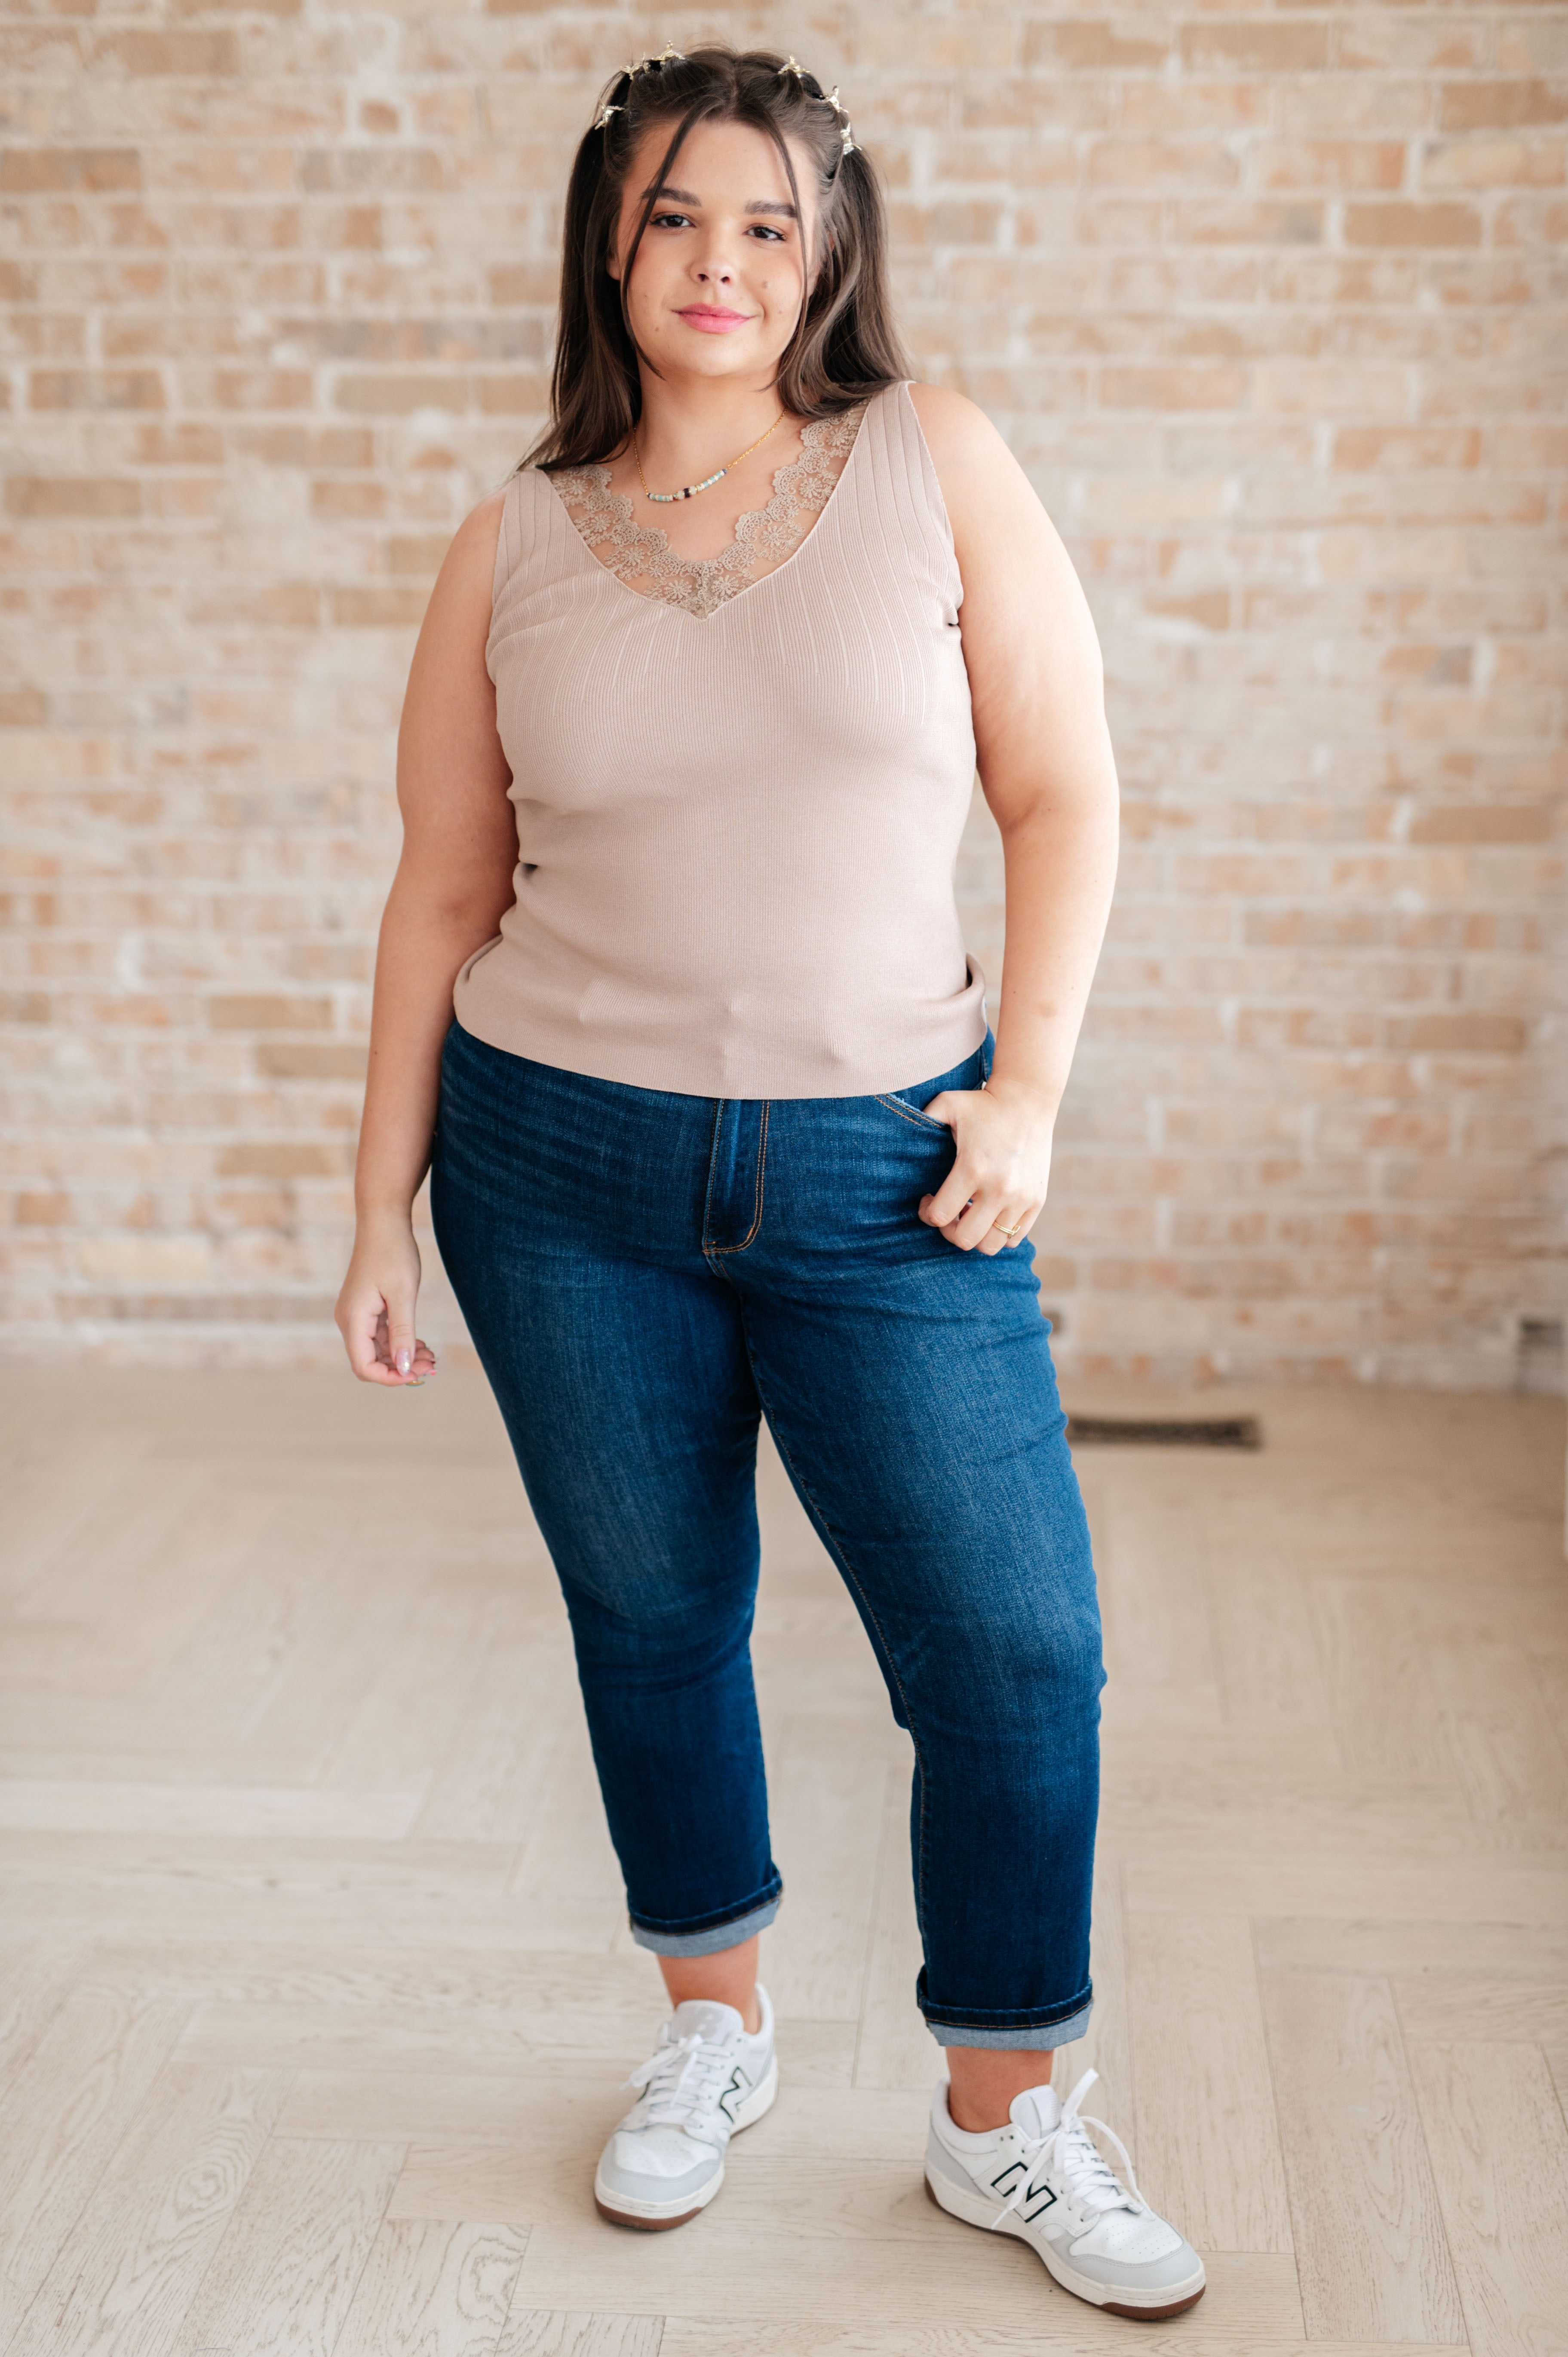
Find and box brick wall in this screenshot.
[2,0,1564,1386]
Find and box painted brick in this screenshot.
[0,149,142,194]
[0,0,1561,1389]
[1343,201,1485,247]
[1439,80,1568,134]
[1022,21,1171,72]
[1421,136,1568,190]
[1119,82,1273,135]
[1408,806,1555,846]
[1386,1015,1531,1054]
[1086,142,1240,190]
[91,30,240,76]
[1179,23,1330,75]
[1256,141,1409,193]
[253,1043,369,1081]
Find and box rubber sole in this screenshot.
[593,2057,779,2231]
[594,2193,702,2230]
[923,2172,1207,2320]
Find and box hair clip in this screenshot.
[592,98,623,129]
[777,52,856,153]
[634,39,683,74]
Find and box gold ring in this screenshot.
[994,1218,1024,1239]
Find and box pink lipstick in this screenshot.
[677,305,752,334]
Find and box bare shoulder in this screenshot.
[900,382,1023,478]
[465,481,509,534]
[904,381,1040,531]
[446,481,508,590]
[905,381,1009,471]
[413,481,509,663]
[903,385,1097,668]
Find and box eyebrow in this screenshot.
[644,184,798,218]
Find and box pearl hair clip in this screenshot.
[631,40,684,77]
[595,48,856,156]
[778,55,857,156]
[593,41,684,129]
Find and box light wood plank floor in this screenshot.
[1,1368,1565,2357]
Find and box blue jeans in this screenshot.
[431,1017,1105,2049]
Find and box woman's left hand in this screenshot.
[917,1076,1056,1256]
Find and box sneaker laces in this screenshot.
[986,2068,1147,2232]
[623,2026,736,2135]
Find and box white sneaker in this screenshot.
[593,1985,778,2229]
[925,2068,1206,2319]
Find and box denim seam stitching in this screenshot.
[873,1092,950,1135]
[699,1097,725,1262]
[627,1875,785,1939]
[705,1098,770,1258]
[920,1983,1095,2032]
[739,1342,933,1959]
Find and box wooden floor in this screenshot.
[1,1368,1565,2357]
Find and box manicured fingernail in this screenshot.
[396,1349,411,1375]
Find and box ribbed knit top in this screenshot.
[452,377,988,1098]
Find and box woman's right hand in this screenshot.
[335,1213,439,1386]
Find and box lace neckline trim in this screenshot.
[544,400,871,621]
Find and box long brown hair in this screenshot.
[526,44,910,472]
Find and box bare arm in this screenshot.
[907,383,1120,1255]
[334,489,519,1382]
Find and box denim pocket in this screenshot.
[871,1034,990,1134]
[872,1091,954,1136]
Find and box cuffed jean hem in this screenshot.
[627,1886,783,1958]
[924,2000,1092,2051]
[920,1975,1094,2051]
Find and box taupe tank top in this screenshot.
[453,378,988,1098]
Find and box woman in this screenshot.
[335,43,1204,2321]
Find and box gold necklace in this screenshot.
[635,410,786,503]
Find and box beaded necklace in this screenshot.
[634,410,786,503]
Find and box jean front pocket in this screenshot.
[872,1091,955,1137]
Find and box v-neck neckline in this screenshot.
[538,392,878,623]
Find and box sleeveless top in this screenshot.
[452,377,988,1099]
